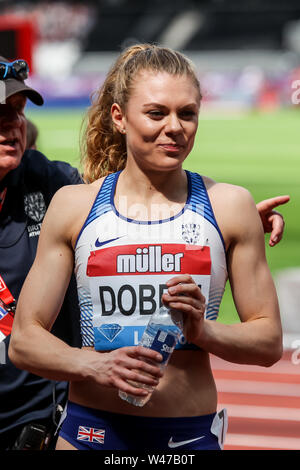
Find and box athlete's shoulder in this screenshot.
[202,176,259,243]
[40,178,106,243]
[51,177,105,207]
[202,175,254,206]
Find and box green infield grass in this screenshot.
[27,106,300,324]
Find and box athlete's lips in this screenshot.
[158,142,183,152]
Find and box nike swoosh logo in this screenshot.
[168,436,205,448]
[95,236,124,247]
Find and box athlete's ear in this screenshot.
[111,103,126,135]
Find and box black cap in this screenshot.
[0,56,44,106]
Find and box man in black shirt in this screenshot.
[0,56,82,449]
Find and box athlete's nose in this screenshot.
[165,113,182,134]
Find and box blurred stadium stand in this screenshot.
[1,1,300,53]
[81,0,300,52]
[0,0,300,107]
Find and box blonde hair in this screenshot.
[81,43,202,183]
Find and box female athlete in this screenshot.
[9,44,283,450]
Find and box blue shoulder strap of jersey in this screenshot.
[187,171,225,250]
[76,172,118,243]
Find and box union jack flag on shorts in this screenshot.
[77,426,105,444]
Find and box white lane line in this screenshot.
[216,379,300,397]
[218,404,300,421]
[225,433,300,450]
[210,355,300,375]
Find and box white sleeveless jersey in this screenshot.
[75,171,227,351]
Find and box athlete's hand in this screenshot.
[80,346,163,396]
[162,274,206,344]
[256,195,290,247]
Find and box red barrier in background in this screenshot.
[0,15,36,73]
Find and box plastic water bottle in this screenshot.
[119,305,183,407]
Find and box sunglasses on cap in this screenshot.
[0,59,29,81]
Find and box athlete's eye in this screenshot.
[179,110,197,120]
[147,110,164,119]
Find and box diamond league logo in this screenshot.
[24,192,46,223]
[97,324,123,342]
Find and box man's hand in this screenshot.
[256,195,290,247]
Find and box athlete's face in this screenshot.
[0,93,27,181]
[112,71,201,173]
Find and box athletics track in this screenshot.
[211,350,300,450]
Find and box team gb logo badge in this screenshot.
[181,223,202,245]
[24,192,46,223]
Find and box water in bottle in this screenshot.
[119,305,183,407]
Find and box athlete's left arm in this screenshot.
[163,187,283,367]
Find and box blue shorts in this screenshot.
[58,402,227,450]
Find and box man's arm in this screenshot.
[256,195,290,246]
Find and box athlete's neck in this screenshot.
[119,166,188,203]
[114,167,188,222]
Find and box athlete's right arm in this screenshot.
[9,185,162,396]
